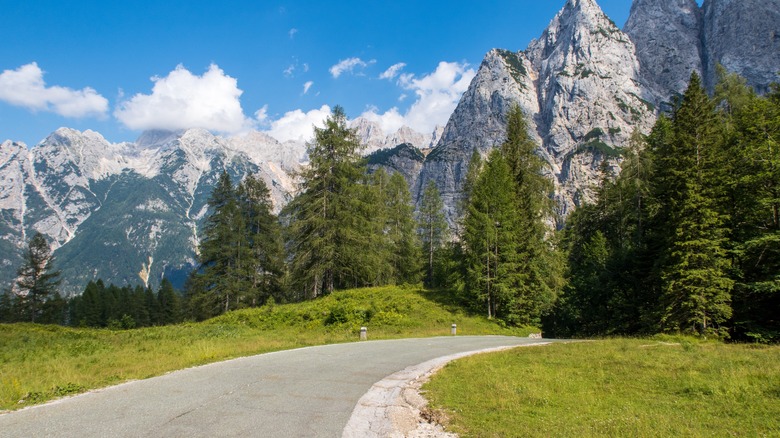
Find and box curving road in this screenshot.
[0,336,552,437]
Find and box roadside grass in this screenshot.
[423,336,780,437]
[0,285,535,411]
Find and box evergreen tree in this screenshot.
[157,278,182,325]
[417,180,448,287]
[383,171,422,284]
[462,150,519,319]
[284,106,367,298]
[238,175,286,305]
[0,289,16,323]
[500,105,562,324]
[188,171,251,317]
[715,72,780,341]
[15,232,61,323]
[653,73,733,335]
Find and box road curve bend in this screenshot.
[0,336,552,437]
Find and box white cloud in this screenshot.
[262,105,331,143]
[361,61,476,135]
[0,63,108,118]
[303,81,314,95]
[114,64,253,134]
[379,63,406,80]
[289,28,298,39]
[255,105,269,125]
[329,57,375,79]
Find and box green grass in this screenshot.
[0,285,535,411]
[423,336,780,437]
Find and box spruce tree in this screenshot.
[462,150,519,319]
[238,175,286,305]
[157,278,182,325]
[417,180,448,288]
[500,105,561,324]
[383,171,421,284]
[284,106,367,298]
[715,72,780,341]
[15,232,61,323]
[654,73,733,335]
[188,171,251,317]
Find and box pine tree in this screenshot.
[284,106,367,298]
[417,180,448,288]
[15,232,61,323]
[654,73,733,335]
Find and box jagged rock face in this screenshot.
[702,0,780,92]
[366,143,426,196]
[419,0,656,223]
[418,48,540,219]
[624,0,704,103]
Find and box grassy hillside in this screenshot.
[0,285,535,411]
[424,337,780,437]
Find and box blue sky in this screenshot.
[0,0,637,146]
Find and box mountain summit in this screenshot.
[416,0,655,221]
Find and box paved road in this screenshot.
[0,336,552,437]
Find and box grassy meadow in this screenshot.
[423,337,780,437]
[0,285,534,411]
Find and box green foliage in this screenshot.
[653,72,733,335]
[459,106,562,326]
[284,106,379,298]
[68,279,184,328]
[382,171,422,284]
[495,49,527,85]
[462,150,520,320]
[548,72,780,340]
[14,232,61,323]
[187,171,286,318]
[417,181,449,288]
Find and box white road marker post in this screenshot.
[360,327,367,341]
[451,324,457,336]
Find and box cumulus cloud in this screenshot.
[114,64,253,134]
[379,63,406,80]
[329,57,375,79]
[302,81,314,95]
[262,105,331,143]
[361,61,476,135]
[0,63,108,118]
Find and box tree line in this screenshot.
[2,73,778,341]
[545,71,780,342]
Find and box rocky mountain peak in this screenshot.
[624,0,703,103]
[702,0,780,92]
[136,129,183,149]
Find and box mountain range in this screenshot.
[1,0,778,295]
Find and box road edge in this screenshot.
[342,342,552,438]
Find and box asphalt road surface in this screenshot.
[0,336,552,437]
